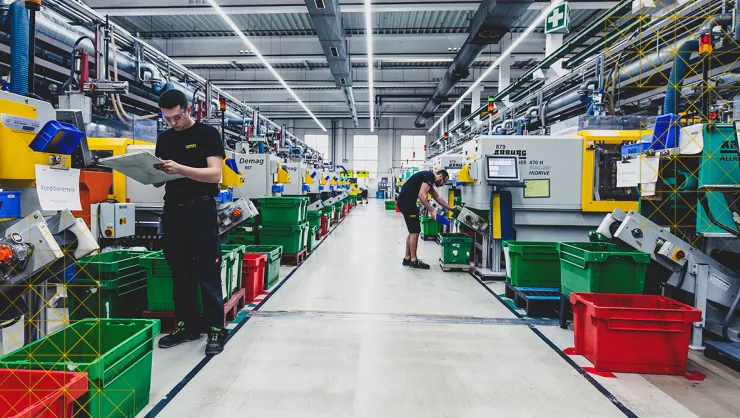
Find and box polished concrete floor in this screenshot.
[139,201,740,418]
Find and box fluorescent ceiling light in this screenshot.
[364,0,375,132]
[206,0,327,131]
[428,0,564,133]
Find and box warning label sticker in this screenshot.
[709,274,731,292]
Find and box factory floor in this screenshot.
[138,201,740,418]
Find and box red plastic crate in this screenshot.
[571,293,703,375]
[0,369,87,418]
[319,215,328,238]
[242,253,267,304]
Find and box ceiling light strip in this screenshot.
[364,0,375,132]
[207,0,327,131]
[428,0,563,133]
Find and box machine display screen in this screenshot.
[485,156,520,180]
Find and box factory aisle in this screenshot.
[145,202,733,418]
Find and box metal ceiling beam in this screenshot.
[175,53,544,65]
[85,0,480,16]
[86,0,616,16]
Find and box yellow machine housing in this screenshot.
[0,97,71,186]
[87,137,144,202]
[304,170,314,185]
[276,163,291,184]
[576,130,645,213]
[221,161,245,188]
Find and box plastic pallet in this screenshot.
[439,260,471,272]
[281,248,308,266]
[521,294,560,318]
[705,341,740,373]
[559,292,574,329]
[143,288,246,332]
[513,288,560,309]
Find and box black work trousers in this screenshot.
[162,197,224,330]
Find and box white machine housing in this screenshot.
[232,152,281,199]
[283,161,307,196]
[91,202,135,239]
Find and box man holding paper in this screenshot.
[153,89,228,356]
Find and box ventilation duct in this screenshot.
[414,0,534,128]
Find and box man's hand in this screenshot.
[429,209,438,220]
[154,160,182,175]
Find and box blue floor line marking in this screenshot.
[468,272,639,418]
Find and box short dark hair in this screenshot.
[437,169,449,180]
[158,89,189,111]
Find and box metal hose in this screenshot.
[9,0,29,96]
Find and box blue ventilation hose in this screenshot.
[664,40,699,115]
[9,1,29,96]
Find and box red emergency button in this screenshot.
[675,250,686,260]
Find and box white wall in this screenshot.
[275,117,431,196]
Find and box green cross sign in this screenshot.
[545,3,570,34]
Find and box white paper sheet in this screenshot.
[641,182,657,197]
[35,165,81,211]
[679,124,704,155]
[616,161,639,188]
[639,155,660,184]
[99,151,183,185]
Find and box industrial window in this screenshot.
[400,135,426,168]
[304,134,330,159]
[354,135,379,179]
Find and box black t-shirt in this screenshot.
[155,122,225,202]
[398,170,435,206]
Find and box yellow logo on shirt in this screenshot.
[185,144,197,149]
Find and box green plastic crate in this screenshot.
[221,244,247,296]
[259,222,307,254]
[439,233,473,265]
[558,242,651,296]
[320,205,334,220]
[503,241,561,288]
[139,250,234,311]
[308,226,318,253]
[307,210,322,231]
[257,196,309,225]
[68,251,152,320]
[244,245,283,290]
[419,216,441,239]
[333,202,343,220]
[385,200,396,210]
[0,319,160,418]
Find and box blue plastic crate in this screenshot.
[29,120,85,154]
[215,189,233,203]
[0,190,21,220]
[649,114,680,150]
[376,190,385,199]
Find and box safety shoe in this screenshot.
[402,258,411,266]
[158,322,201,349]
[205,327,228,356]
[409,260,431,269]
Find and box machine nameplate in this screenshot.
[1,114,40,133]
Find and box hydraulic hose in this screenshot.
[60,35,94,92]
[9,0,29,96]
[664,40,699,115]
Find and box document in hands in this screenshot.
[99,151,184,185]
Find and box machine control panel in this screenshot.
[92,203,135,239]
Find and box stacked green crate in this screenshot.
[503,241,560,288]
[0,319,160,418]
[221,244,247,296]
[244,245,283,290]
[67,250,152,320]
[307,210,322,232]
[320,205,334,221]
[308,226,318,253]
[139,250,235,311]
[385,200,396,210]
[558,242,651,296]
[258,197,309,254]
